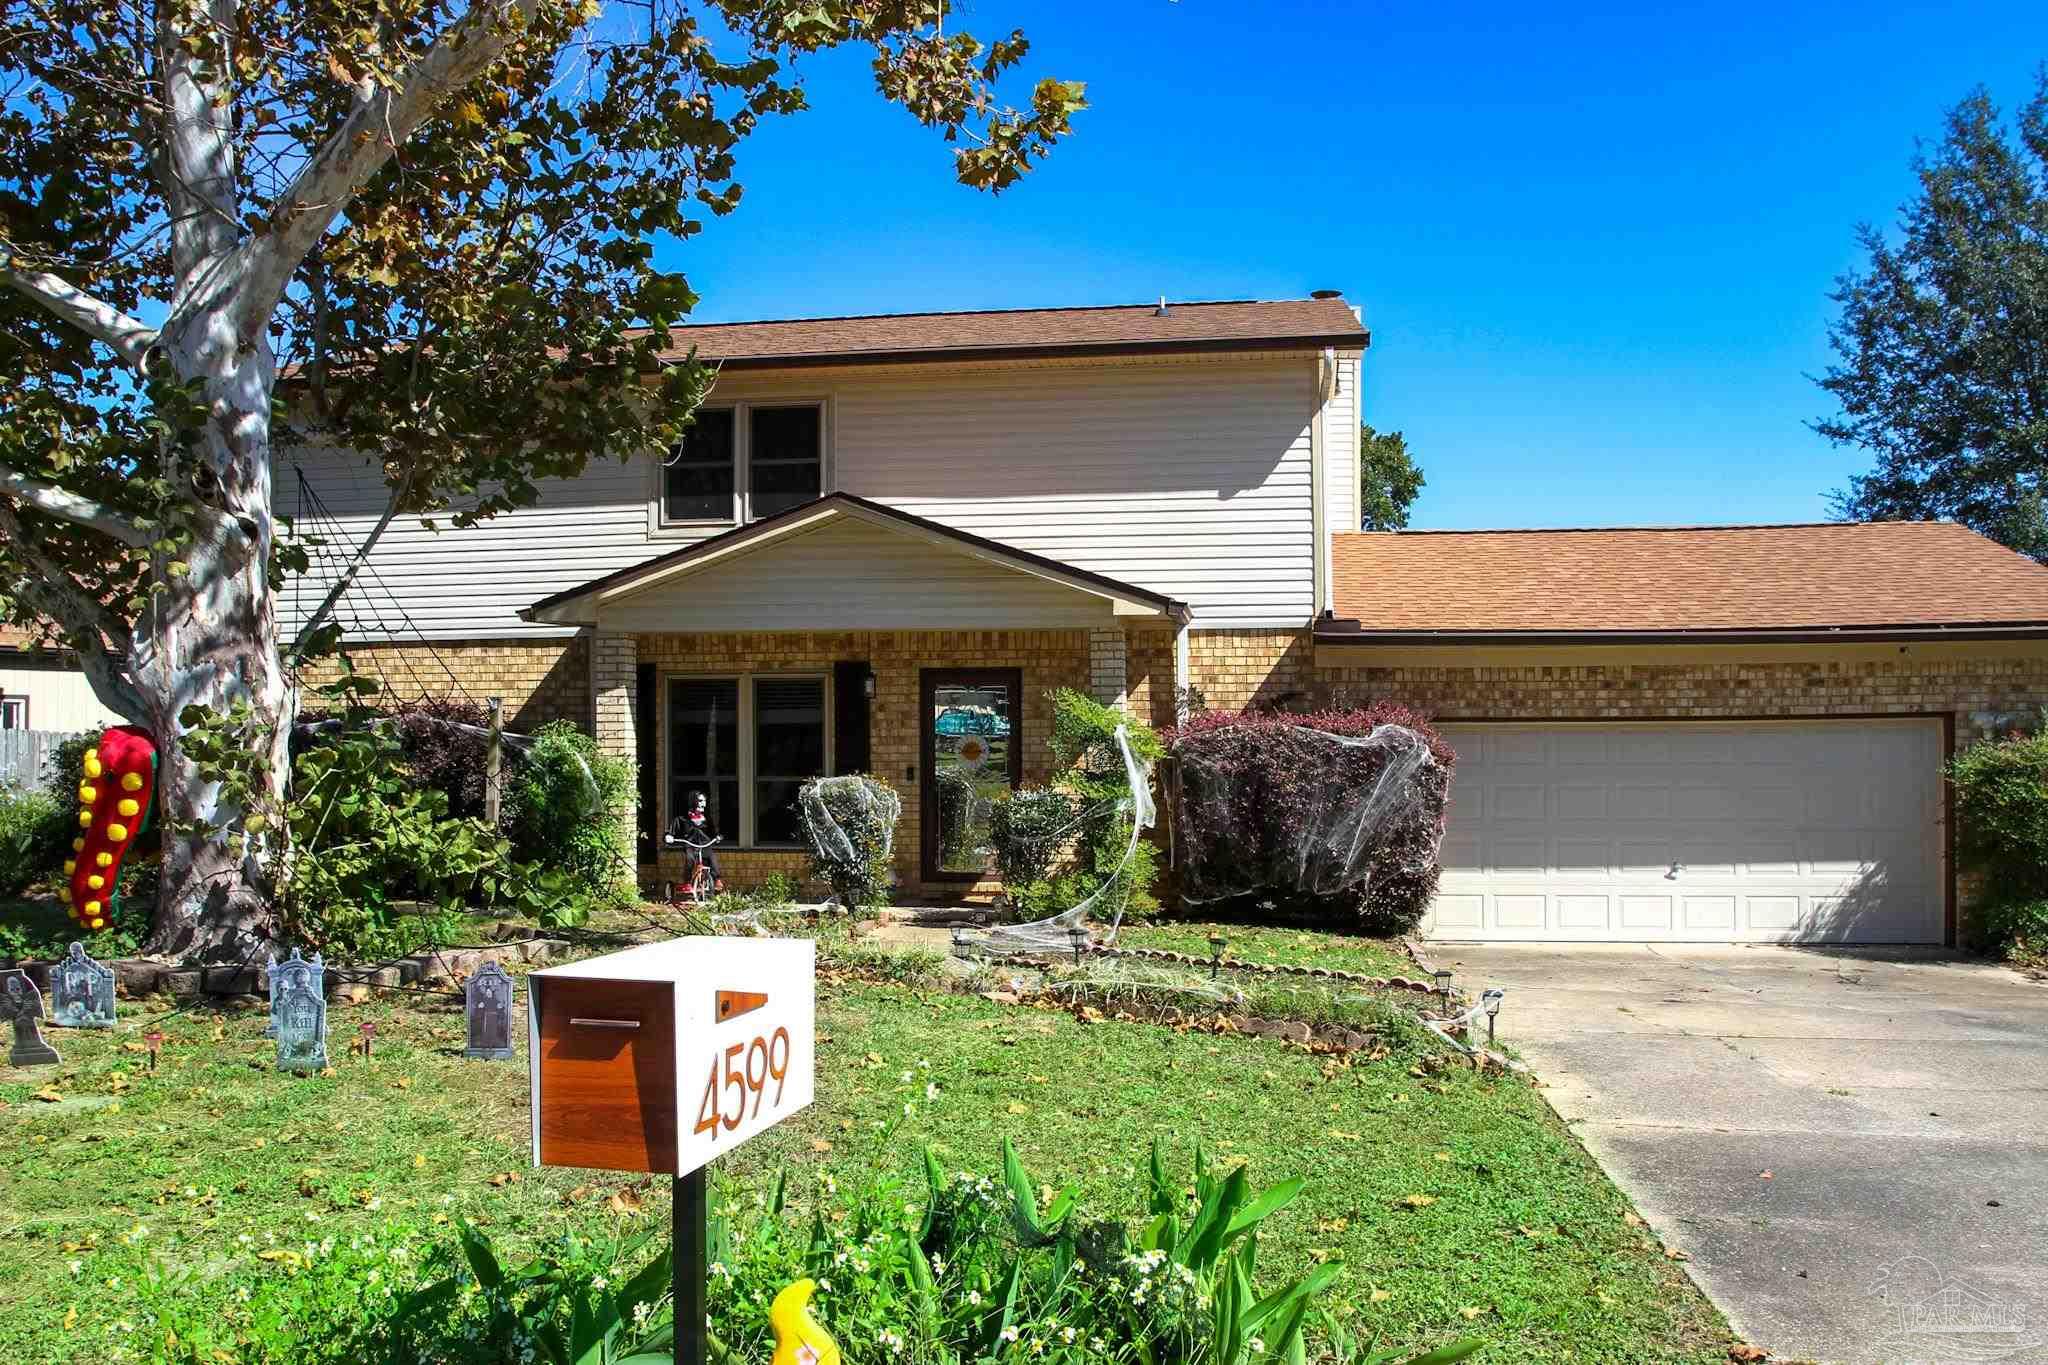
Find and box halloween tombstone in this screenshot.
[2,970,61,1066]
[274,975,329,1073]
[464,959,516,1061]
[51,942,116,1029]
[265,949,323,1039]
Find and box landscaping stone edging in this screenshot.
[4,934,566,1001]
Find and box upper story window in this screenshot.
[661,402,824,525]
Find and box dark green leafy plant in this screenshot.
[1948,722,2048,956]
[505,721,636,908]
[797,774,900,914]
[988,787,1077,897]
[0,783,67,898]
[1032,688,1164,922]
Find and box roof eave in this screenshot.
[661,331,1369,372]
[1313,622,2048,646]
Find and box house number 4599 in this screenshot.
[695,1026,792,1137]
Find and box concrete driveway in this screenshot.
[1435,944,2048,1365]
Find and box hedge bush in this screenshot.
[1948,727,2048,955]
[504,721,636,907]
[798,773,900,912]
[988,787,1077,893]
[1170,703,1454,934]
[0,783,68,898]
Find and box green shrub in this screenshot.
[1949,728,2048,954]
[1024,688,1165,923]
[933,762,977,867]
[0,783,68,897]
[798,773,900,913]
[505,721,636,907]
[987,787,1076,895]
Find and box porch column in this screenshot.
[1088,626,1128,711]
[589,630,639,891]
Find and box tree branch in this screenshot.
[0,502,148,723]
[0,463,154,547]
[239,0,539,321]
[0,250,158,369]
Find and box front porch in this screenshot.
[524,494,1185,899]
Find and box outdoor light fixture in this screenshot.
[1208,933,1228,980]
[863,672,877,701]
[1433,968,1453,1003]
[1067,925,1090,966]
[1484,988,1503,1045]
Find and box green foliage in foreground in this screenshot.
[1948,725,2048,957]
[0,931,1730,1363]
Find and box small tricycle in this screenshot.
[660,821,724,906]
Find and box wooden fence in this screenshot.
[0,730,86,789]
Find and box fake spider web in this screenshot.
[958,723,1157,957]
[1175,722,1443,906]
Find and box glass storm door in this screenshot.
[920,669,1022,883]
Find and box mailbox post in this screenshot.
[528,937,816,1364]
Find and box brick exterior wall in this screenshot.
[301,636,591,731]
[1124,623,1178,733]
[1310,645,2048,744]
[627,629,1092,900]
[1185,628,1312,712]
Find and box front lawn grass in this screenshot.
[0,923,1729,1363]
[1115,918,1416,979]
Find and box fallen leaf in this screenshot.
[390,1077,414,1090]
[413,1154,426,1169]
[810,1139,833,1153]
[606,1188,643,1216]
[62,1306,77,1330]
[1433,1151,1452,1162]
[1458,1306,1484,1320]
[1757,1170,1773,1180]
[1006,1102,1030,1116]
[487,1172,519,1187]
[1397,1194,1437,1209]
[1369,1287,1392,1303]
[1327,1129,1361,1142]
[33,1087,62,1103]
[1664,1247,1691,1262]
[1622,1211,1643,1228]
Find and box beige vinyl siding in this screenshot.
[278,353,1321,641]
[0,664,124,731]
[831,359,1316,628]
[1323,350,1360,538]
[598,517,1117,632]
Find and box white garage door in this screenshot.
[1424,721,1944,944]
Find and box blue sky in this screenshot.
[659,2,2045,531]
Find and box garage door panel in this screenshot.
[1619,895,1674,930]
[1556,895,1611,930]
[1428,721,1942,944]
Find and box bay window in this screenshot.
[667,674,828,848]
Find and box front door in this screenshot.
[920,669,1023,884]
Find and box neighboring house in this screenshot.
[281,295,2048,945]
[0,625,123,734]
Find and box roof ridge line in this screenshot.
[664,298,1292,331]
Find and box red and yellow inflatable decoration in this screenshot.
[56,725,159,931]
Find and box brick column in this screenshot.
[589,631,639,889]
[1089,626,1128,711]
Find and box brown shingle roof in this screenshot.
[1326,521,2048,639]
[654,297,1365,369]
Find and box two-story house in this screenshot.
[284,294,2048,947]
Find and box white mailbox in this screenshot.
[527,936,816,1177]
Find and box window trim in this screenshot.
[661,670,834,850]
[0,694,25,729]
[650,398,832,536]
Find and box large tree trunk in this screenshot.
[135,308,290,964]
